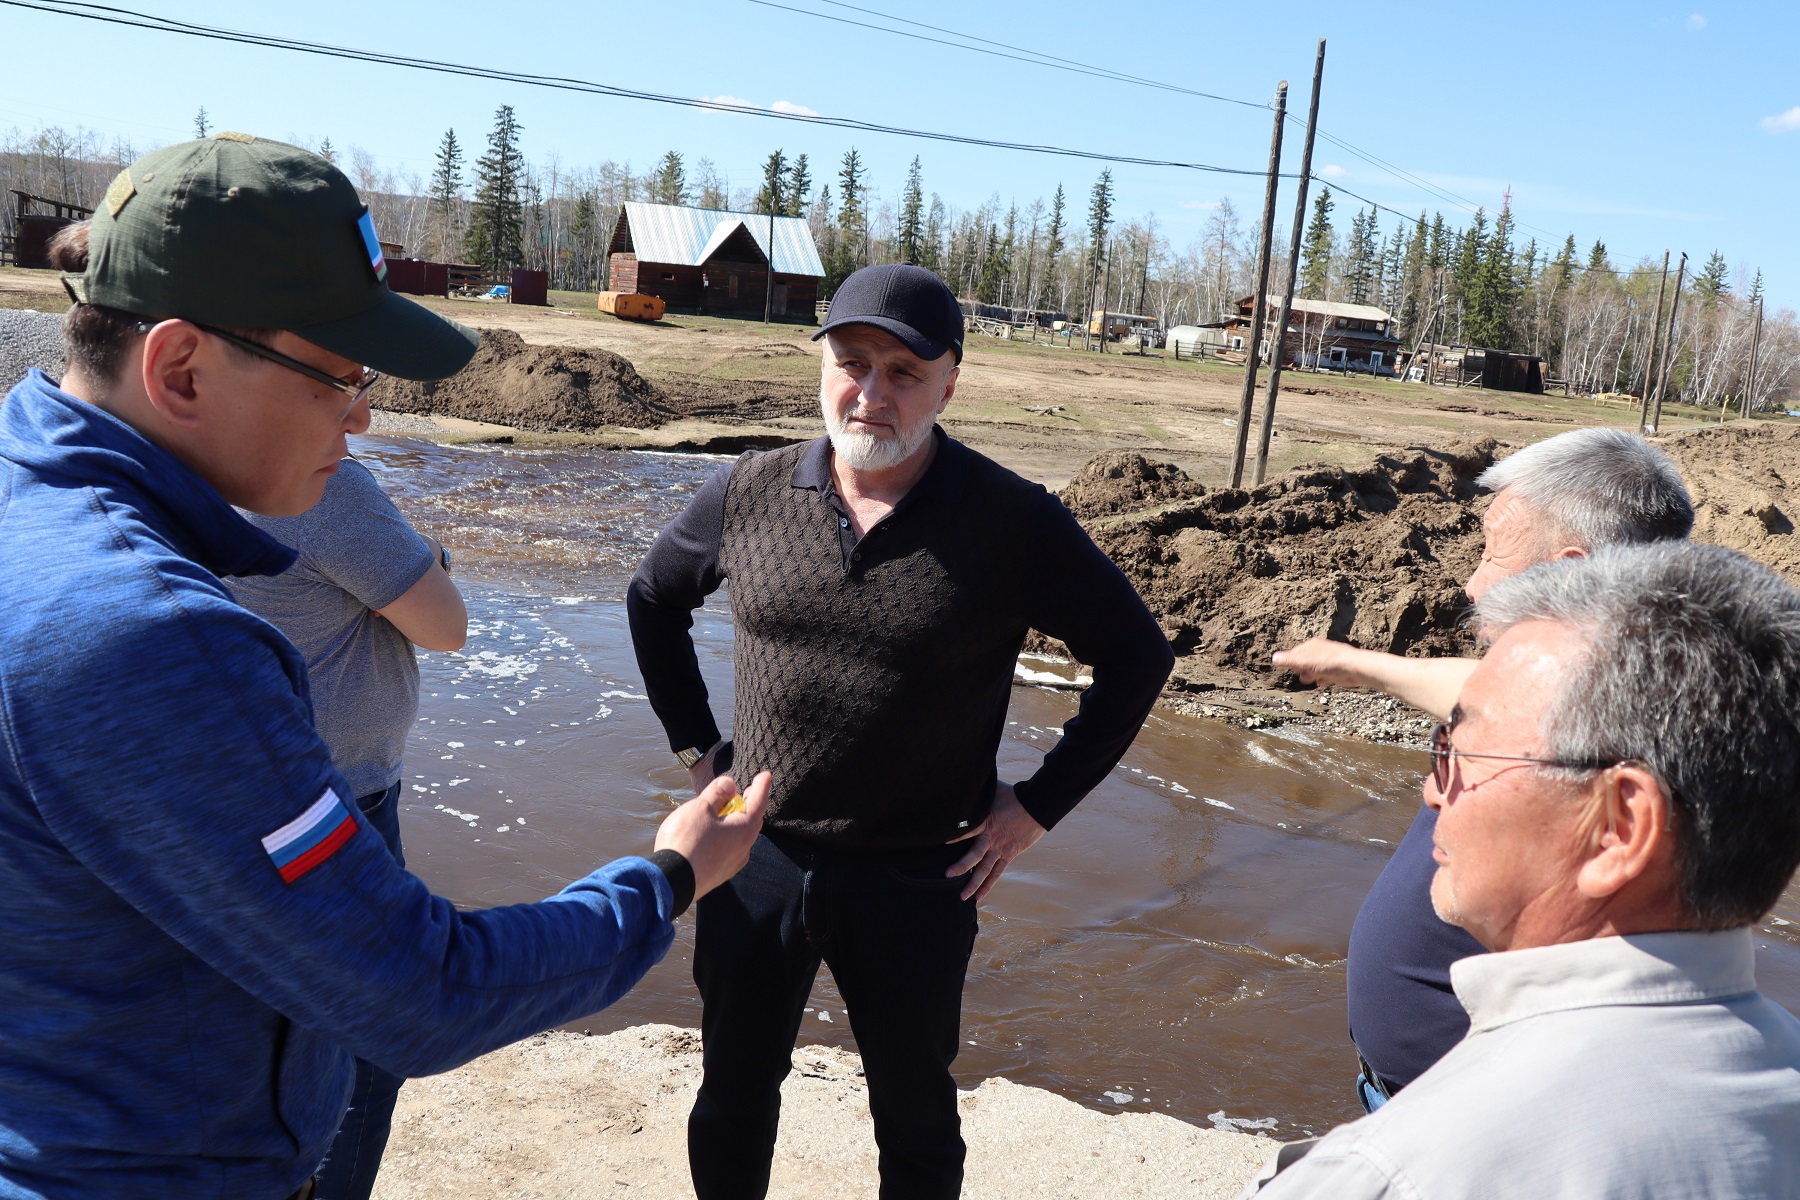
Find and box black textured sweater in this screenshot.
[626,430,1174,849]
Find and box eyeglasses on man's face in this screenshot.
[193,324,378,421]
[1426,722,1625,795]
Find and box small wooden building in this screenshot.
[1221,295,1404,375]
[607,202,824,319]
[10,190,95,269]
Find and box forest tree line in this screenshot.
[3,110,1794,410]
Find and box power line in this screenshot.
[0,0,1286,177]
[744,0,1269,110]
[759,0,1639,254]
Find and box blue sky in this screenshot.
[3,0,1795,306]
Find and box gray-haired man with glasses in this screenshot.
[1273,427,1694,1109]
[1244,541,1800,1198]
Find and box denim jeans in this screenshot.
[312,781,407,1200]
[688,832,979,1200]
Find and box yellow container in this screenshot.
[597,291,667,322]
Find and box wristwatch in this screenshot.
[438,542,452,575]
[677,739,722,769]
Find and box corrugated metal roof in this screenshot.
[1236,294,1392,322]
[620,202,825,277]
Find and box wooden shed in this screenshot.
[608,202,824,319]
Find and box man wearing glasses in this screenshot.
[0,135,767,1200]
[227,437,467,1198]
[1272,428,1693,1110]
[1243,542,1800,1197]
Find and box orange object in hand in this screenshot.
[715,793,747,818]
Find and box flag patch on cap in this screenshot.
[262,788,358,884]
[355,208,387,284]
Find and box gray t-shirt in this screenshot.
[229,458,436,798]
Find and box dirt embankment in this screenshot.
[1055,423,1800,739]
[368,330,818,434]
[1063,445,1493,696]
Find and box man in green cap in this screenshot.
[0,134,770,1200]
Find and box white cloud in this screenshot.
[1686,12,1707,30]
[1179,199,1223,210]
[1318,163,1347,179]
[698,95,820,119]
[1762,106,1800,134]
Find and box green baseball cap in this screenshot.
[65,133,477,381]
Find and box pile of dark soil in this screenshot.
[1059,451,1207,520]
[371,330,677,431]
[1062,441,1499,688]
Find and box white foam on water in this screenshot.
[1207,1111,1279,1133]
[1103,1090,1133,1104]
[599,689,648,700]
[446,741,465,749]
[1204,797,1234,810]
[1013,661,1093,687]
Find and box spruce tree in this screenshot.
[976,224,1004,303]
[428,128,464,261]
[825,148,867,292]
[753,149,788,215]
[1749,269,1764,308]
[1464,206,1517,350]
[897,158,925,265]
[1693,251,1731,309]
[1044,183,1067,269]
[318,137,336,165]
[783,154,811,217]
[651,151,687,206]
[571,191,595,289]
[1298,187,1334,299]
[1343,206,1377,304]
[1586,240,1611,275]
[1398,211,1428,337]
[466,105,524,277]
[193,107,210,138]
[1084,169,1115,321]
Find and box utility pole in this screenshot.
[1254,40,1325,486]
[1741,296,1765,420]
[764,200,777,324]
[1648,251,1687,433]
[1230,79,1288,489]
[1638,251,1669,432]
[1098,238,1114,353]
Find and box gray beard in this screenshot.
[821,392,938,471]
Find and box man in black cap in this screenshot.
[0,134,766,1200]
[628,263,1174,1198]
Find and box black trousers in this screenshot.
[688,831,979,1200]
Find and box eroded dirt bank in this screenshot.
[1054,423,1800,741]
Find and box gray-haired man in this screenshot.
[1246,542,1800,1197]
[1273,427,1694,1105]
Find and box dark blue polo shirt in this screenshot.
[1345,803,1488,1091]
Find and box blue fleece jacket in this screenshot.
[0,371,677,1200]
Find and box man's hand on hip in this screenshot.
[946,782,1045,902]
[655,772,772,901]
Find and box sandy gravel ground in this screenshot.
[374,1026,1273,1200]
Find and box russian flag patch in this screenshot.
[262,789,358,884]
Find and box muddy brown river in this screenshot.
[357,433,1800,1139]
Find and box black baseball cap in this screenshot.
[812,263,964,364]
[65,133,477,381]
